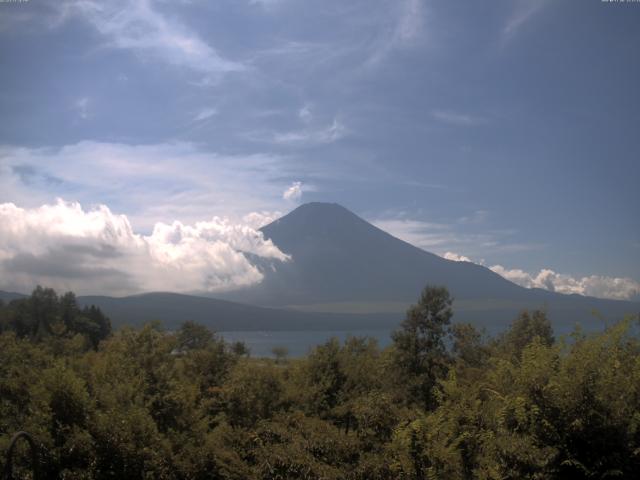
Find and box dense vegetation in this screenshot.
[1,286,639,479]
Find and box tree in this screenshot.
[29,286,60,339]
[177,321,214,351]
[83,305,112,347]
[272,346,289,364]
[0,288,111,348]
[392,285,453,409]
[450,322,488,369]
[230,341,250,357]
[0,299,8,333]
[301,338,346,416]
[59,291,79,332]
[7,286,60,339]
[223,361,284,427]
[498,309,554,359]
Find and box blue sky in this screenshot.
[0,0,638,299]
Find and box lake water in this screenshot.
[219,329,394,358]
[218,318,508,358]
[219,319,614,358]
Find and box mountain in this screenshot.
[216,202,638,331]
[258,202,527,303]
[1,288,396,332]
[75,293,396,332]
[0,290,26,303]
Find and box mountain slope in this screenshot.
[76,292,397,332]
[220,203,542,305]
[1,289,398,332]
[217,202,638,328]
[0,290,27,303]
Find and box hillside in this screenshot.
[75,292,397,332]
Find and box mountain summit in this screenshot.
[256,202,522,304]
[262,202,370,237]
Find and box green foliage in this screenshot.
[1,288,639,479]
[229,340,250,357]
[177,320,213,351]
[391,285,453,409]
[222,360,285,427]
[1,287,111,349]
[496,309,555,359]
[272,345,289,363]
[451,322,489,369]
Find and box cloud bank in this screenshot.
[443,252,640,301]
[0,200,288,296]
[489,265,640,301]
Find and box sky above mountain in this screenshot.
[0,0,638,299]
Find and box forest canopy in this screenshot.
[1,286,639,479]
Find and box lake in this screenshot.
[219,318,612,358]
[219,329,394,358]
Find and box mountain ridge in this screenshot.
[0,289,398,332]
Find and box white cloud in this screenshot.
[503,0,550,38]
[378,216,639,302]
[0,199,288,296]
[242,211,282,229]
[266,118,347,146]
[193,107,217,122]
[489,264,540,288]
[67,0,244,76]
[282,181,303,201]
[443,251,472,263]
[437,247,639,301]
[439,251,640,301]
[74,97,90,120]
[489,265,640,301]
[366,0,425,66]
[396,0,423,43]
[577,276,640,301]
[298,104,313,123]
[0,141,295,229]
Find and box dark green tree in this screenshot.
[77,305,112,348]
[230,340,250,357]
[392,285,453,409]
[450,322,488,369]
[9,286,60,339]
[272,346,289,364]
[302,338,346,416]
[497,309,554,359]
[59,291,79,332]
[177,320,214,351]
